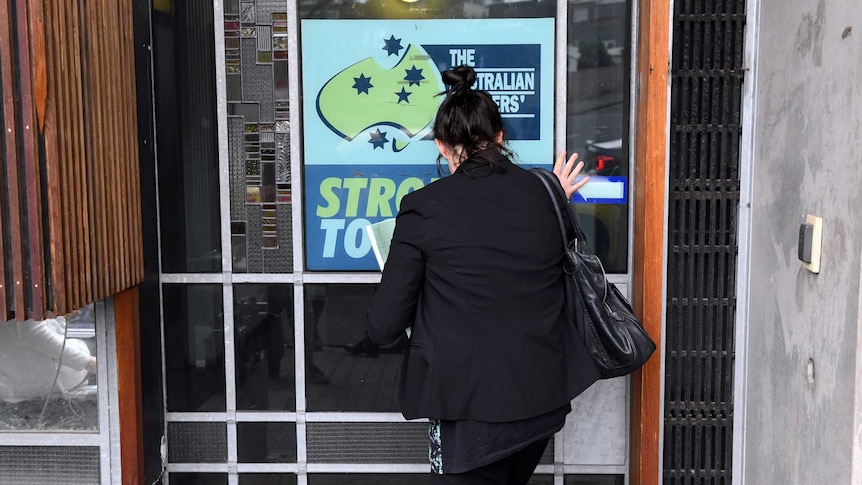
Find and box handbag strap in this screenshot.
[529,168,596,255]
[531,168,587,338]
[531,168,611,307]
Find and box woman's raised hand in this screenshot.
[553,151,589,200]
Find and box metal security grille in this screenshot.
[168,421,229,463]
[664,0,745,484]
[305,422,556,465]
[307,422,428,464]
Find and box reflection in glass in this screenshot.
[234,285,295,410]
[299,0,554,20]
[237,422,297,462]
[169,473,229,485]
[0,304,99,431]
[240,475,297,485]
[164,285,226,412]
[152,0,222,272]
[566,0,631,273]
[305,284,409,412]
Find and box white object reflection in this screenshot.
[0,315,95,402]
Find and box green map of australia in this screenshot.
[316,43,443,151]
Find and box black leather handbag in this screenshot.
[532,168,656,379]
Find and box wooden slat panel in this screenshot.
[63,0,90,311]
[57,0,80,309]
[105,0,121,292]
[120,0,143,286]
[16,0,45,319]
[0,0,15,320]
[0,0,14,317]
[1,0,144,319]
[0,0,27,320]
[79,2,105,304]
[108,0,122,291]
[39,0,64,312]
[73,0,90,310]
[94,0,111,297]
[108,2,126,286]
[26,0,47,132]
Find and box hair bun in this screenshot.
[442,65,477,92]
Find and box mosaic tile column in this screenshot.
[225,1,293,273]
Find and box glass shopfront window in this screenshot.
[152,0,634,482]
[0,300,148,482]
[304,284,406,412]
[170,473,228,485]
[240,474,297,485]
[237,422,297,462]
[163,284,226,412]
[299,5,559,271]
[234,284,296,410]
[153,1,223,273]
[566,0,631,273]
[0,304,99,431]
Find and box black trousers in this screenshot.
[429,437,550,485]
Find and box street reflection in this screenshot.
[234,285,296,411]
[304,284,406,412]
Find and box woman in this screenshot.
[366,65,600,484]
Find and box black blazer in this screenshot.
[367,153,600,422]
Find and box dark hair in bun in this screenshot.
[441,65,477,93]
[434,65,511,171]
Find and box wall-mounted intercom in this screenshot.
[798,214,823,274]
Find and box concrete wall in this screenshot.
[740,0,862,483]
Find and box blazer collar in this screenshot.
[454,150,511,176]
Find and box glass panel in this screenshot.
[0,304,99,431]
[234,285,296,410]
[300,15,557,271]
[240,475,297,485]
[169,473,229,485]
[164,285,226,412]
[152,0,222,272]
[566,0,631,273]
[305,284,408,412]
[237,422,297,462]
[309,475,428,485]
[224,1,294,273]
[564,475,624,485]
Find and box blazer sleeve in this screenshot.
[366,194,426,345]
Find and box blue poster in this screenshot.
[302,18,555,270]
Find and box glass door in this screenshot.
[149,0,634,483]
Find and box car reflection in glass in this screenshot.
[584,138,623,176]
